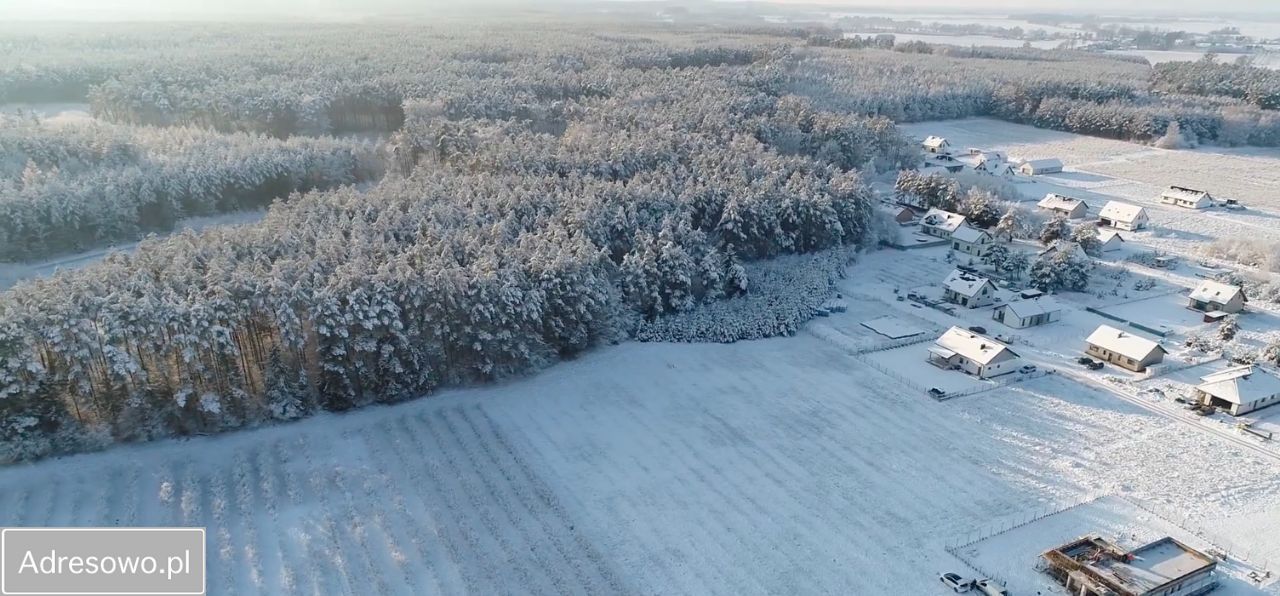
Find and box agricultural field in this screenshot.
[3,313,1280,594]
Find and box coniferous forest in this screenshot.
[4,20,1280,461]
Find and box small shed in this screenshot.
[1019,158,1064,176]
[1098,229,1124,252]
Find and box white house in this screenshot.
[993,297,1061,328]
[1188,280,1246,314]
[920,208,967,238]
[1084,325,1167,373]
[928,327,1022,379]
[942,269,998,308]
[1098,201,1149,231]
[975,153,1014,176]
[922,136,950,154]
[1037,193,1089,219]
[1195,365,1280,416]
[1098,229,1124,252]
[1038,241,1088,262]
[1160,186,1212,210]
[950,225,993,257]
[1019,158,1064,176]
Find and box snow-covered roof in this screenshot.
[999,297,1061,320]
[950,225,989,244]
[1098,229,1124,244]
[1197,365,1280,405]
[921,208,966,233]
[1099,201,1147,224]
[922,136,949,148]
[1022,158,1064,170]
[1038,241,1087,261]
[1038,193,1087,212]
[1085,325,1166,360]
[1161,186,1211,203]
[1189,280,1244,305]
[935,326,1018,365]
[943,269,993,298]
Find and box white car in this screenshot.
[939,572,973,593]
[975,578,1009,596]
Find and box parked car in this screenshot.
[968,326,987,334]
[1078,357,1103,370]
[975,578,1009,596]
[939,572,973,593]
[928,388,948,399]
[1019,364,1037,374]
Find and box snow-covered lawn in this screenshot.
[957,495,1271,595]
[861,314,927,339]
[1095,293,1205,336]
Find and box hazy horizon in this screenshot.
[4,0,1280,22]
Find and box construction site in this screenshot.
[1041,535,1218,596]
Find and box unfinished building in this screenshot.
[1041,535,1217,596]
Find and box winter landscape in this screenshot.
[5,1,1280,594]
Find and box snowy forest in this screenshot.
[5,21,1280,461]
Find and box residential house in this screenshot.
[974,152,1014,176]
[1160,186,1212,209]
[1084,325,1167,372]
[1098,201,1149,231]
[1098,229,1124,252]
[881,204,916,225]
[1042,535,1217,596]
[1037,193,1089,219]
[920,208,967,238]
[927,327,1022,378]
[1188,280,1246,314]
[1019,158,1064,175]
[921,136,950,154]
[993,297,1061,328]
[942,270,998,309]
[1195,365,1280,416]
[1038,241,1088,262]
[950,225,993,257]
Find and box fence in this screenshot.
[1143,354,1221,380]
[1084,306,1168,337]
[855,352,928,393]
[1125,496,1272,573]
[851,333,937,356]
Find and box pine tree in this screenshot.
[1040,216,1069,245]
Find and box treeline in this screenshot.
[0,117,381,260]
[1152,58,1280,110]
[0,33,908,461]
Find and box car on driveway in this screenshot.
[1077,356,1103,370]
[939,572,973,593]
[1019,364,1037,374]
[975,578,1009,596]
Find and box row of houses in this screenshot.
[918,136,1064,176]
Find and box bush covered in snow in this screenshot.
[1201,238,1280,272]
[636,249,851,343]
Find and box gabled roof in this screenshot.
[943,269,994,298]
[950,225,989,244]
[999,297,1062,320]
[1086,325,1166,360]
[1189,280,1245,305]
[1162,186,1211,203]
[1038,241,1087,261]
[1099,201,1147,224]
[935,326,1019,365]
[1022,158,1064,170]
[1197,365,1280,405]
[1098,229,1124,244]
[1038,193,1087,212]
[921,208,966,233]
[922,136,949,148]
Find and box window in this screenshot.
[1127,358,1136,365]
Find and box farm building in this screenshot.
[1041,535,1217,596]
[920,208,967,238]
[1019,158,1064,175]
[992,297,1061,328]
[1187,280,1246,314]
[1038,193,1089,219]
[949,225,993,257]
[1098,229,1124,252]
[927,327,1021,379]
[1195,364,1280,416]
[1099,201,1149,231]
[1160,186,1212,210]
[921,136,950,154]
[1085,325,1167,373]
[942,270,998,309]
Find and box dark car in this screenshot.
[1078,357,1103,370]
[968,326,987,335]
